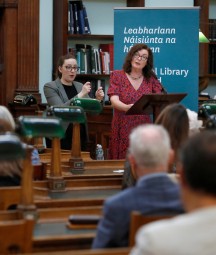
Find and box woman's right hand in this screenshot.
[126,104,134,111]
[78,81,91,98]
[110,95,134,112]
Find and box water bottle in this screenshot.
[96,144,104,160]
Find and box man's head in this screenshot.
[179,130,216,211]
[128,124,171,178]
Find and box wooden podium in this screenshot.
[126,93,187,121]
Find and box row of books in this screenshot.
[209,19,216,42]
[68,43,114,75]
[209,44,216,74]
[68,0,91,34]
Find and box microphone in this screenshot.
[161,83,168,94]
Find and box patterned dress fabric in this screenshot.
[107,70,162,159]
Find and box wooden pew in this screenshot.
[0,205,102,252]
[0,134,123,252]
[28,247,131,255]
[0,181,121,210]
[17,115,125,183]
[129,211,175,246]
[0,216,34,254]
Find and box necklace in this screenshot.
[130,74,143,80]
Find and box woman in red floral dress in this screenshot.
[107,44,164,159]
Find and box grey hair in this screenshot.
[0,106,15,132]
[129,124,171,168]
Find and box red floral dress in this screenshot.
[107,70,163,159]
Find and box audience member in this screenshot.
[131,130,216,255]
[92,124,184,248]
[155,103,189,172]
[0,106,22,186]
[122,103,189,189]
[0,105,40,186]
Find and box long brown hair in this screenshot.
[155,103,189,154]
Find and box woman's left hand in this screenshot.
[95,87,104,101]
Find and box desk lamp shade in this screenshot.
[17,116,65,138]
[199,29,209,43]
[47,106,86,123]
[198,102,216,118]
[0,133,25,160]
[70,98,103,114]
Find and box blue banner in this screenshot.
[114,7,199,111]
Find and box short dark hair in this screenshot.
[123,43,157,80]
[56,53,76,78]
[180,130,216,195]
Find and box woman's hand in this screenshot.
[95,86,104,101]
[110,95,134,112]
[78,81,92,98]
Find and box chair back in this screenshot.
[129,211,175,246]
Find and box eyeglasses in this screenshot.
[133,53,148,61]
[64,65,80,72]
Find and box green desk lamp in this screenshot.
[46,106,86,174]
[17,116,65,191]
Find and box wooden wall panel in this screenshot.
[0,0,41,107]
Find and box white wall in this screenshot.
[84,0,126,35]
[39,0,53,103]
[145,0,193,7]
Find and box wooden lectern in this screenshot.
[126,93,187,122]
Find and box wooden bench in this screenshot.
[0,181,121,210]
[129,211,175,246]
[0,206,101,252]
[0,215,34,254]
[29,247,131,255]
[32,247,130,255]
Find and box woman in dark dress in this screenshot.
[107,44,164,159]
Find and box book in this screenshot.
[95,48,101,74]
[69,1,90,35]
[91,48,97,74]
[99,43,114,72]
[68,1,74,34]
[83,5,91,34]
[209,19,216,42]
[71,1,80,34]
[76,44,92,74]
[78,8,85,34]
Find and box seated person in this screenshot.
[122,103,189,189]
[0,105,40,169]
[92,124,184,248]
[130,130,216,255]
